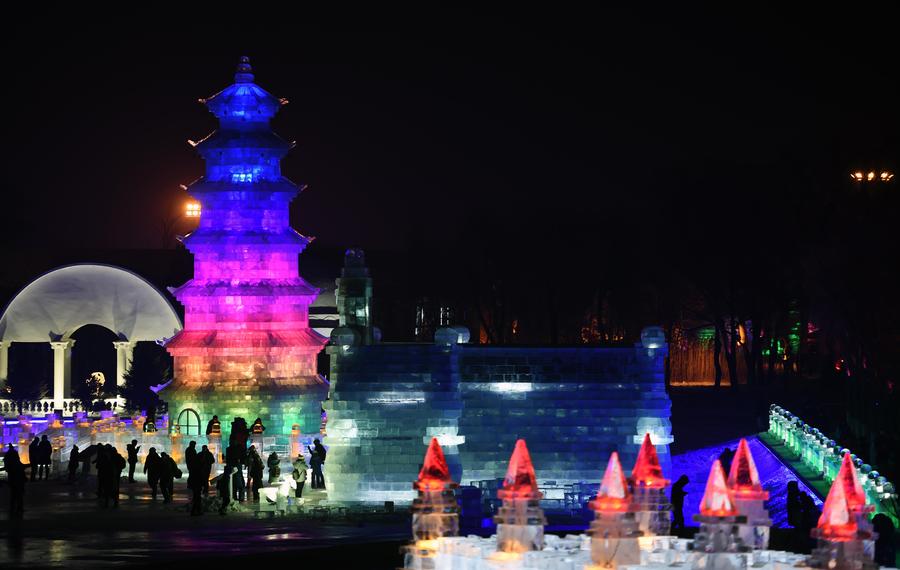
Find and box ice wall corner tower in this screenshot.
[164,56,328,435]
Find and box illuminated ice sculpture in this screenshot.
[403,438,460,570]
[691,460,750,570]
[806,454,877,570]
[494,439,547,555]
[165,57,328,435]
[727,438,771,550]
[630,433,672,536]
[587,451,643,569]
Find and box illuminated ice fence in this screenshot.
[768,405,898,526]
[401,435,888,570]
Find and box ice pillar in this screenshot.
[50,339,75,410]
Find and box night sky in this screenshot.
[2,21,897,258]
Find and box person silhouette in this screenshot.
[144,447,162,500]
[67,445,80,483]
[2,444,27,517]
[106,446,126,508]
[247,445,264,501]
[291,454,308,498]
[28,437,39,482]
[205,415,221,436]
[38,435,52,481]
[197,445,215,496]
[217,466,233,515]
[126,440,140,483]
[159,452,180,503]
[671,474,689,535]
[267,451,280,485]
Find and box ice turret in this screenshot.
[806,462,877,570]
[699,460,738,517]
[591,451,630,512]
[494,439,546,554]
[727,438,772,549]
[692,460,749,570]
[631,433,669,489]
[416,437,453,491]
[588,452,643,568]
[629,433,671,535]
[835,452,870,514]
[403,438,459,570]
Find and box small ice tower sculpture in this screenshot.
[403,438,459,570]
[495,439,547,553]
[692,460,748,570]
[587,452,643,569]
[629,433,671,536]
[806,455,877,570]
[727,438,771,549]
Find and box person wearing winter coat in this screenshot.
[217,466,233,515]
[247,445,264,501]
[28,437,40,481]
[197,445,215,496]
[126,440,141,483]
[38,435,53,480]
[67,445,80,483]
[267,452,280,485]
[2,444,27,517]
[143,447,162,499]
[159,452,181,503]
[291,454,308,498]
[104,446,127,507]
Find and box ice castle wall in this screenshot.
[324,341,671,503]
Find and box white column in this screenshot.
[50,340,75,410]
[0,340,10,382]
[114,340,136,388]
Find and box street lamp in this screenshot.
[850,170,894,183]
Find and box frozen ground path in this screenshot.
[670,434,822,528]
[0,477,408,569]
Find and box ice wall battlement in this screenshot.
[324,341,672,503]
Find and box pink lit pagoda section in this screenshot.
[165,57,328,435]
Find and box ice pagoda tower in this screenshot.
[165,57,328,435]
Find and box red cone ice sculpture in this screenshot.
[590,451,630,512]
[728,438,769,500]
[416,437,453,491]
[816,475,859,541]
[835,453,869,513]
[699,460,738,517]
[498,439,541,500]
[630,433,669,489]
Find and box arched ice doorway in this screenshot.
[0,264,183,411]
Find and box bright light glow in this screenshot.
[366,392,426,405]
[489,382,532,393]
[867,171,875,181]
[185,202,201,218]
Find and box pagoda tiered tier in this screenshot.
[165,57,328,435]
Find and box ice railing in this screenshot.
[0,398,122,417]
[768,404,898,525]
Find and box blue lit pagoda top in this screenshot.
[190,56,295,188]
[200,56,287,121]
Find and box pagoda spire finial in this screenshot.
[235,55,254,83]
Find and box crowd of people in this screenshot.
[0,415,327,519]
